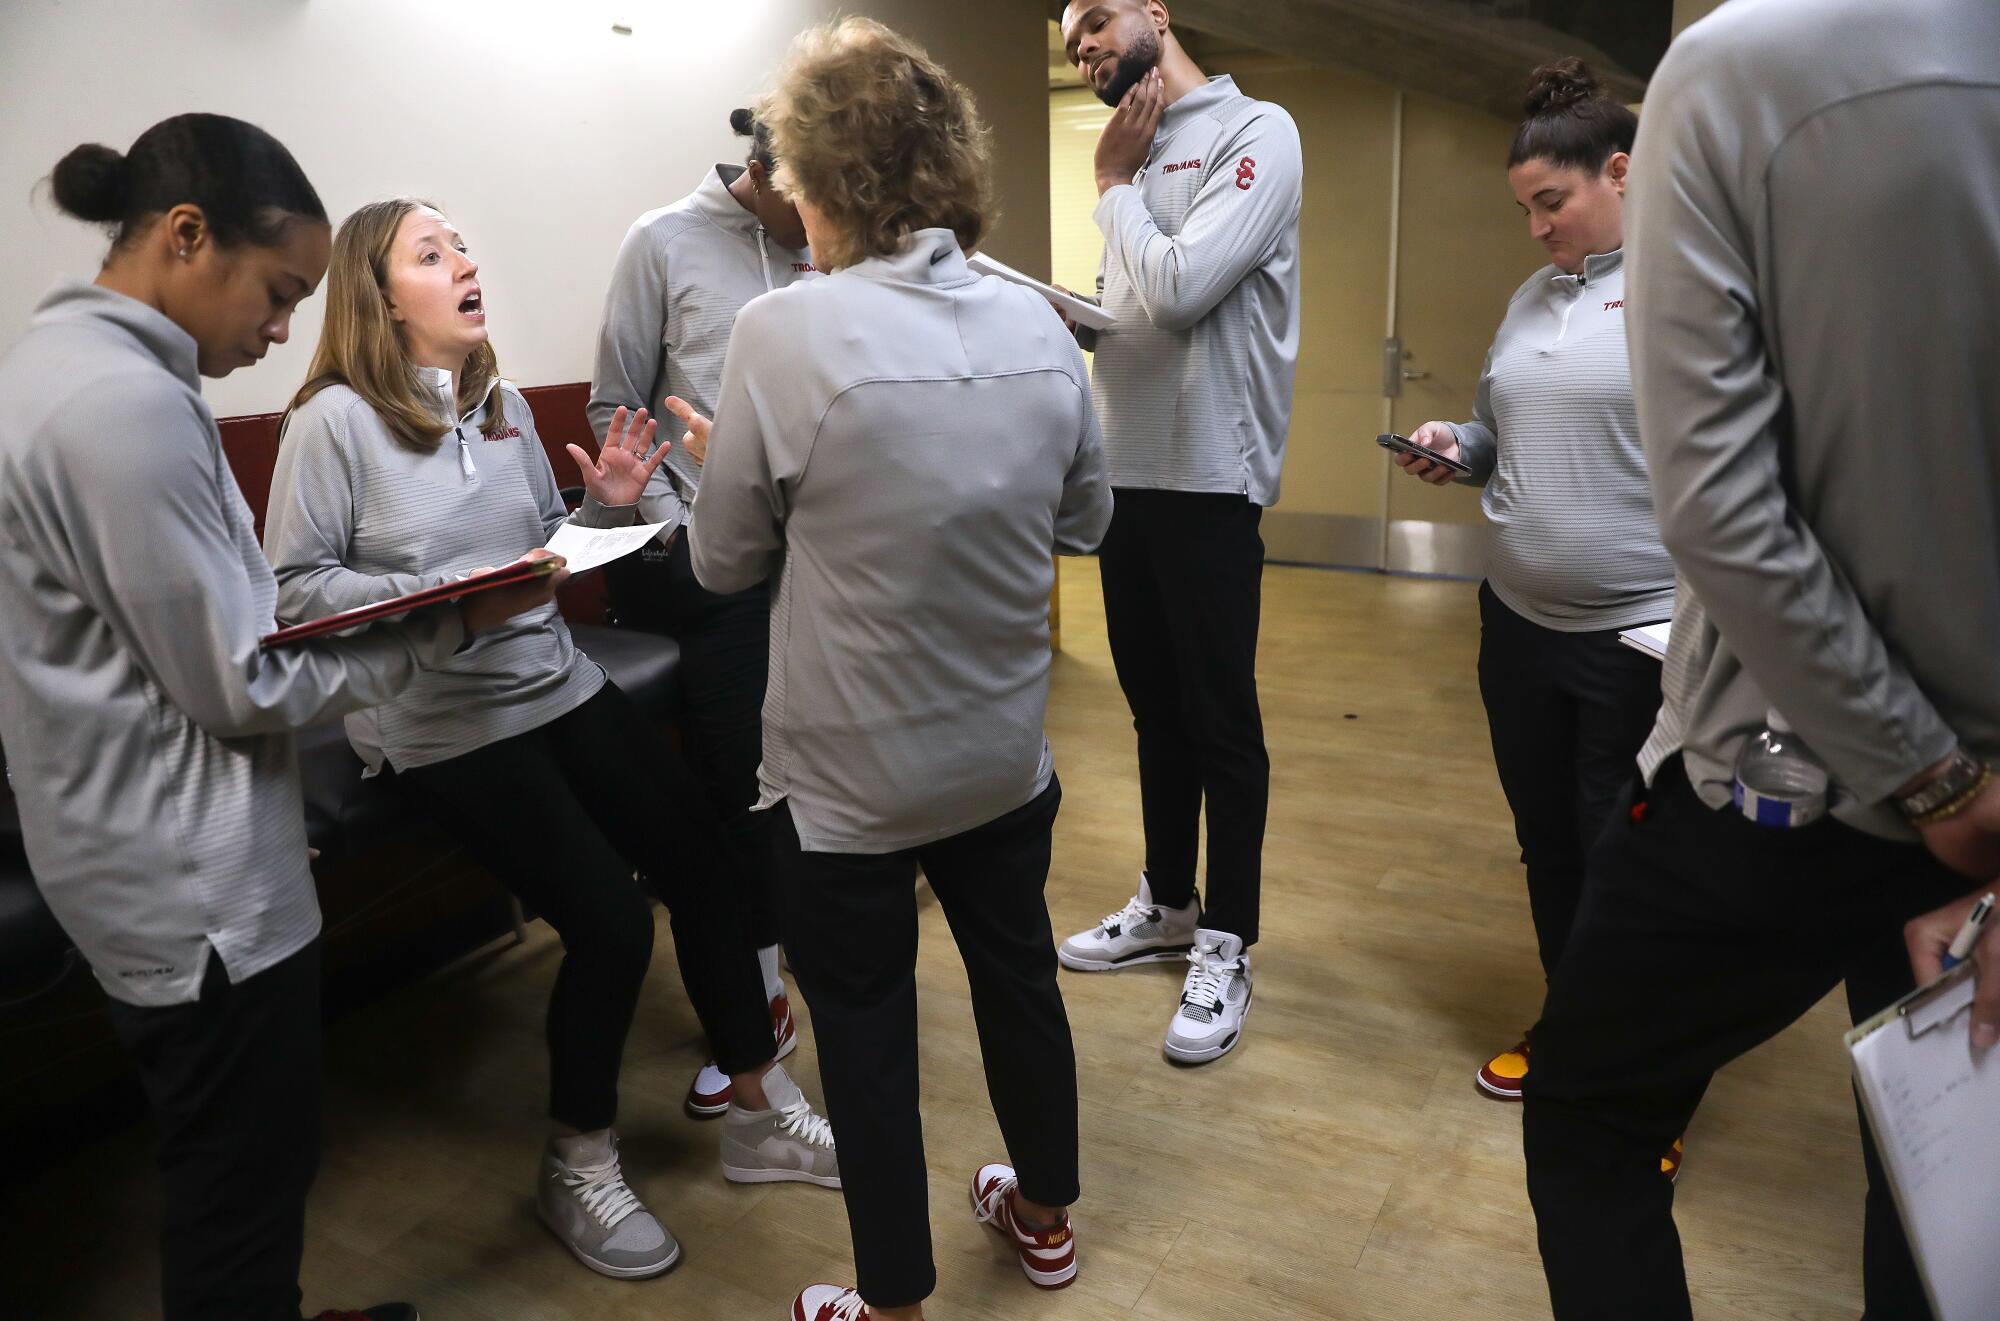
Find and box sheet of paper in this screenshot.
[1617,621,1671,661]
[1849,970,2000,1319]
[965,252,1117,331]
[543,520,670,575]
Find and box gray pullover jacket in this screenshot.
[589,164,817,538]
[690,230,1113,853]
[0,282,463,1006]
[1629,0,2000,838]
[1086,75,1302,505]
[266,373,622,773]
[1448,249,1675,632]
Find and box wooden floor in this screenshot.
[2,562,1874,1320]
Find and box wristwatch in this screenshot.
[1896,746,1993,825]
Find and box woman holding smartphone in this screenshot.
[0,115,559,1321]
[589,106,817,1119]
[264,197,837,1283]
[1393,61,1673,1114]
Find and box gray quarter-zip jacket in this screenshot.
[266,372,624,773]
[1446,249,1674,632]
[589,164,818,537]
[0,282,465,1006]
[690,229,1113,853]
[1087,75,1302,505]
[1629,0,2000,839]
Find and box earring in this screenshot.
[178,247,189,258]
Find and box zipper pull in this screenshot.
[456,426,477,481]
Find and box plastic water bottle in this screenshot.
[1733,709,1829,828]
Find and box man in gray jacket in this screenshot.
[1523,1,2000,1316]
[1053,0,1303,1067]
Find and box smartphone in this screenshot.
[1376,432,1472,475]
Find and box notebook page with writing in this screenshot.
[1848,966,2000,1320]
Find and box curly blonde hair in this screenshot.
[759,18,994,272]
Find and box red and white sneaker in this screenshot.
[791,1284,868,1320]
[970,1162,1077,1290]
[685,992,800,1118]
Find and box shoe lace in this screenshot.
[1181,942,1239,1015]
[1098,895,1158,935]
[557,1154,643,1230]
[779,1096,836,1150]
[820,1288,869,1321]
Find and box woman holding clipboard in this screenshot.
[0,116,560,1321]
[264,198,837,1284]
[1391,62,1674,1114]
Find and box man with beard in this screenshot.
[1054,0,1302,1066]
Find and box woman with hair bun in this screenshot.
[588,109,817,1119]
[0,114,561,1321]
[1392,60,1674,1115]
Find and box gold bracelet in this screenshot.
[1912,765,1995,828]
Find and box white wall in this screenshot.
[0,0,1049,418]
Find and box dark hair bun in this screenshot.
[729,107,757,137]
[1523,57,1603,118]
[50,143,131,223]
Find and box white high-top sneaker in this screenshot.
[537,1130,680,1278]
[1162,929,1253,1064]
[1057,874,1199,971]
[721,1063,841,1188]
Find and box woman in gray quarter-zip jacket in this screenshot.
[678,20,1113,1321]
[588,107,819,1118]
[264,198,839,1284]
[1394,61,1674,1108]
[0,115,562,1321]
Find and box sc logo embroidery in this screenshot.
[1235,156,1257,190]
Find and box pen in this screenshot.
[1940,892,1995,971]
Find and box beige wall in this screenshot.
[856,0,1050,279]
[0,0,1050,416]
[1050,57,1543,562]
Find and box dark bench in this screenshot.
[0,383,681,1135]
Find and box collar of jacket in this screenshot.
[34,279,200,390]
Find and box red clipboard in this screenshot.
[259,557,561,649]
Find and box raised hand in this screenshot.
[660,395,712,468]
[1095,67,1165,196]
[566,406,669,508]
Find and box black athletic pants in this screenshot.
[399,682,773,1130]
[773,780,1079,1309]
[1096,488,1269,944]
[1524,757,1960,1320]
[104,942,323,1321]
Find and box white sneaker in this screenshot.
[1057,874,1199,971]
[1162,930,1252,1064]
[722,1063,841,1188]
[537,1130,680,1278]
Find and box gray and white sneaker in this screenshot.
[721,1063,840,1189]
[537,1130,681,1279]
[1058,874,1200,972]
[1162,929,1252,1064]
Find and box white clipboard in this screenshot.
[965,252,1116,330]
[1618,620,1671,661]
[1846,961,2000,1320]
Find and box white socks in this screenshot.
[758,943,783,1000]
